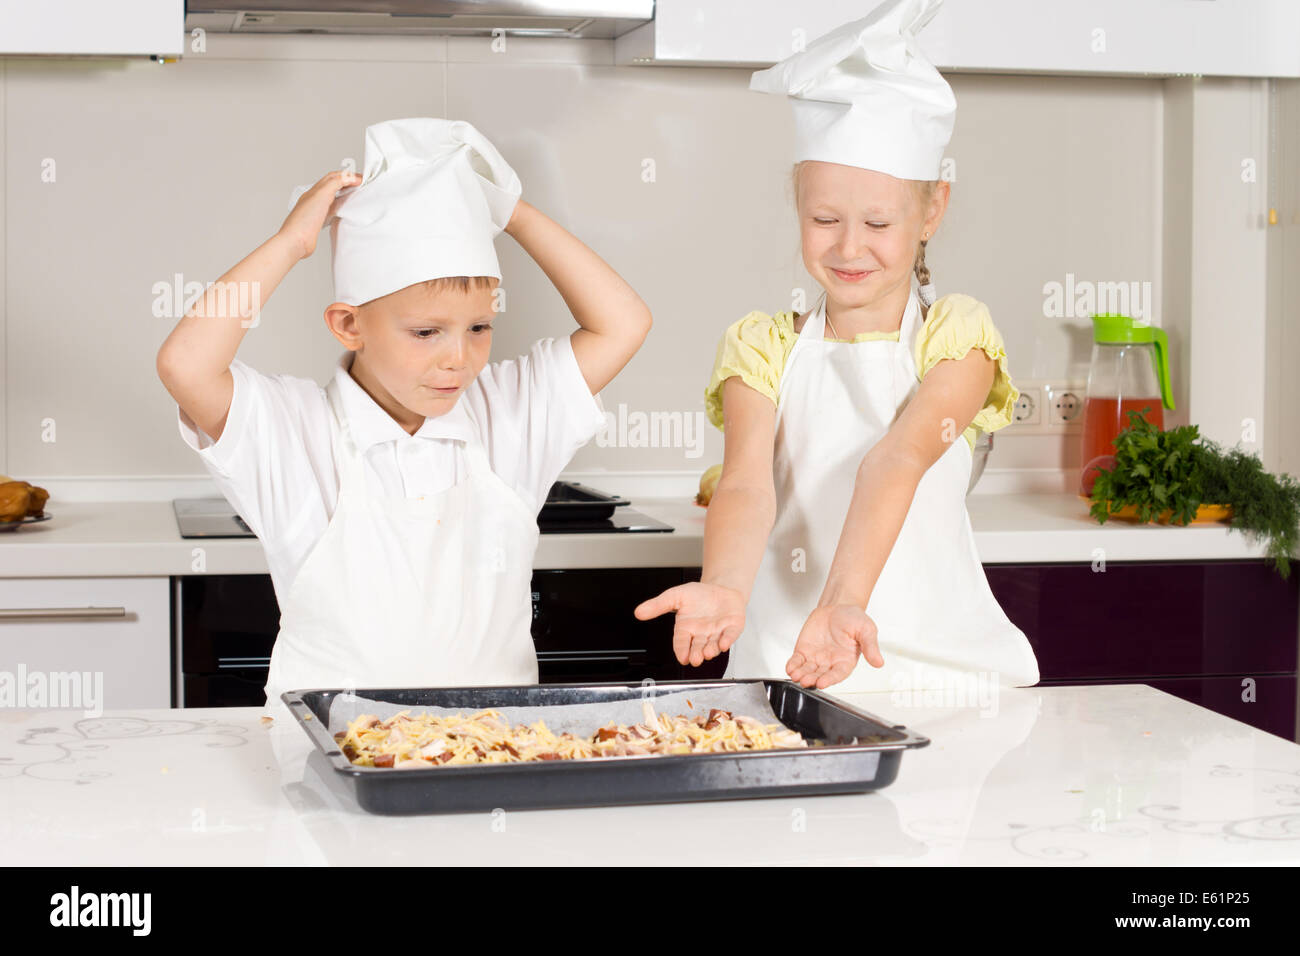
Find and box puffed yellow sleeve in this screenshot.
[704,311,790,431]
[915,293,1019,436]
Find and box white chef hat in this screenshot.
[749,0,954,181]
[329,117,521,307]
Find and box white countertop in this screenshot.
[2,684,1297,865]
[0,494,1271,577]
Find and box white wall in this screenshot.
[0,34,1287,498]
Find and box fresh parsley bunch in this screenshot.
[1089,411,1202,526]
[1088,409,1300,578]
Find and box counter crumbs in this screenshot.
[259,716,274,727]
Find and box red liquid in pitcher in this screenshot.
[1080,396,1164,496]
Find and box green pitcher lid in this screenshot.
[1090,313,1175,410]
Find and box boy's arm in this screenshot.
[503,200,651,395]
[156,170,359,442]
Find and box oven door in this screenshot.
[530,568,719,682]
[176,574,279,707]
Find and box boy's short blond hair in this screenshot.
[419,276,498,295]
[357,275,498,309]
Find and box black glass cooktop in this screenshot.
[537,507,673,535]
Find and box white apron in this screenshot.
[263,376,539,714]
[725,288,1039,692]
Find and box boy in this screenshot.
[157,118,651,711]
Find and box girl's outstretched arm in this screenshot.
[785,348,996,688]
[634,376,777,667]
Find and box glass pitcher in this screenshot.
[1080,313,1173,496]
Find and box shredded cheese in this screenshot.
[335,704,807,768]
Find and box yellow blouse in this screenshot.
[704,293,1019,451]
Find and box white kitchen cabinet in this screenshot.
[617,0,1300,78]
[0,0,183,57]
[0,577,171,710]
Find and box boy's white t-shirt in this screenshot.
[177,335,606,604]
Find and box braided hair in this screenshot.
[911,181,938,320]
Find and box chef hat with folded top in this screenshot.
[329,117,521,307]
[749,0,954,182]
[750,0,953,309]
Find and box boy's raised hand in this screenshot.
[634,582,747,668]
[278,170,362,260]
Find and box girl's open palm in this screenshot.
[786,605,884,689]
[278,169,362,260]
[633,582,746,668]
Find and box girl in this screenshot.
[636,0,1039,693]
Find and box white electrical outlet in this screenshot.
[1010,380,1086,434]
[1046,385,1084,427]
[1012,386,1041,427]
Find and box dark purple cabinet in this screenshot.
[678,560,1299,741]
[984,560,1299,742]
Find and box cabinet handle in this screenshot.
[218,657,271,670]
[536,651,641,662]
[0,606,127,621]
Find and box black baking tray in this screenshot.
[283,680,930,815]
[536,481,629,522]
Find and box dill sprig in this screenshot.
[1087,409,1300,578]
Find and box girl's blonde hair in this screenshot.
[791,162,939,319]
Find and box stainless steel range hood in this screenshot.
[185,1,655,39]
